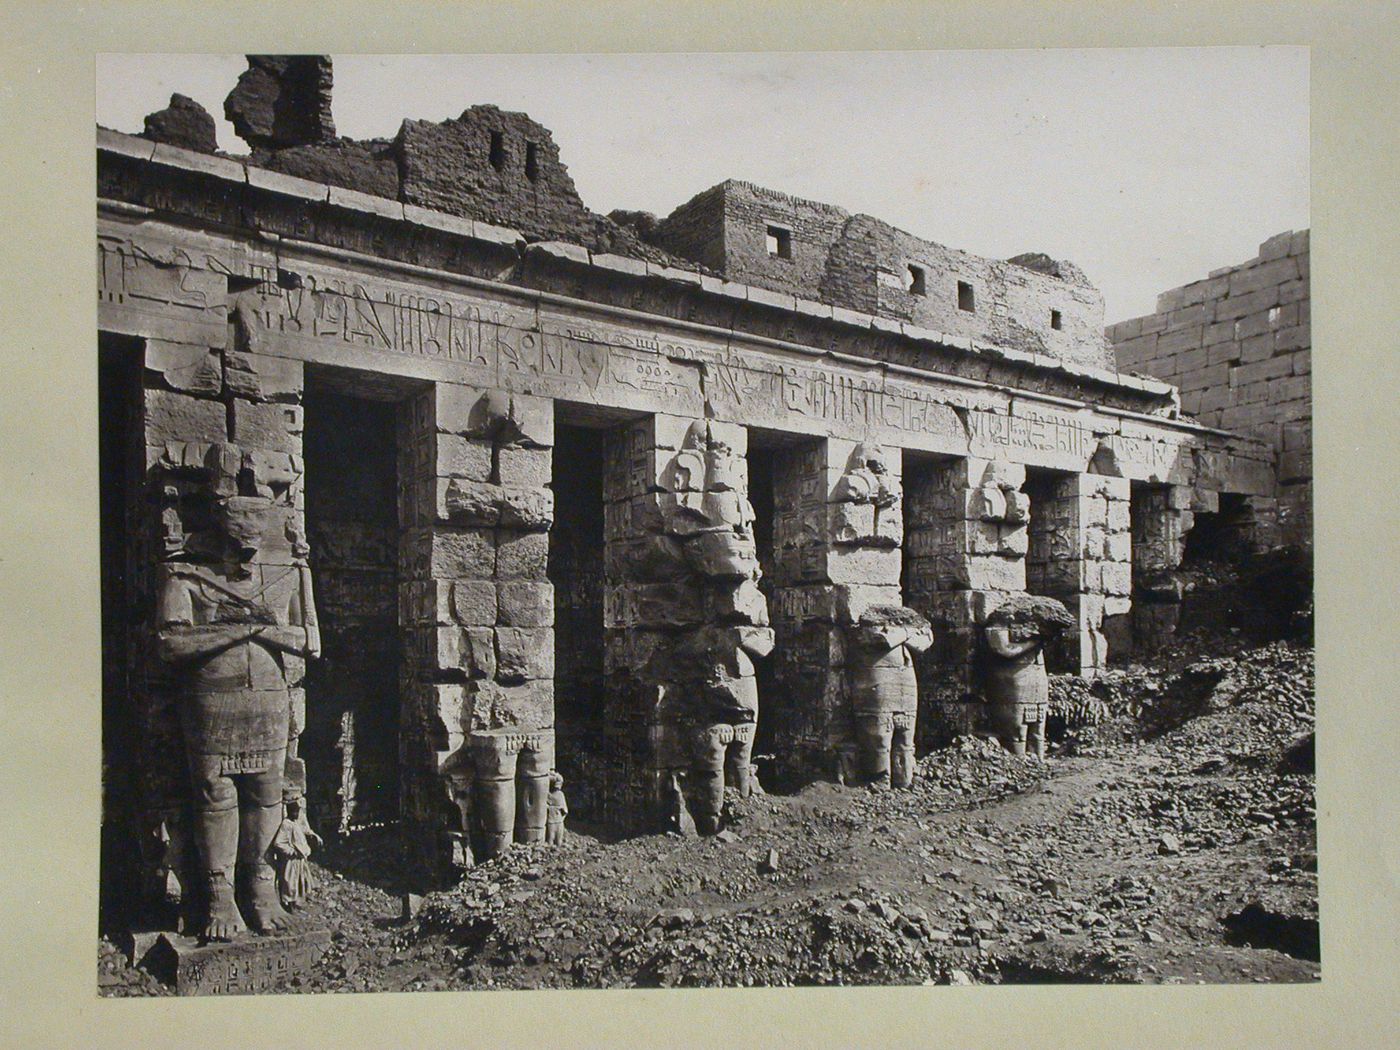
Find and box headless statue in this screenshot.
[980,595,1074,759]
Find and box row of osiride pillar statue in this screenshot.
[150,431,1076,943]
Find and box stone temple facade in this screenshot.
[98,58,1283,930]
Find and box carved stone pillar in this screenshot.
[904,457,1029,745]
[396,383,555,863]
[1130,484,1195,651]
[601,415,771,832]
[1026,473,1132,676]
[768,439,921,779]
[135,332,313,930]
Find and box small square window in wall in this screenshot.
[525,142,539,181]
[766,225,792,259]
[908,264,927,295]
[957,280,975,312]
[1050,309,1063,330]
[489,130,505,171]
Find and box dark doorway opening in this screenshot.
[549,417,607,821]
[1024,466,1078,673]
[747,441,779,786]
[302,370,403,836]
[98,332,144,931]
[1183,491,1253,565]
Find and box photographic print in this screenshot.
[93,49,1314,995]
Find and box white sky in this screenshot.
[96,49,1308,323]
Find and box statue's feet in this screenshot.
[203,876,247,942]
[244,874,291,933]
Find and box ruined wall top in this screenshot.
[125,55,1112,372]
[647,180,1113,371]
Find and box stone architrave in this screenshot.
[602,415,772,833]
[396,382,557,863]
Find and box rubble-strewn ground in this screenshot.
[100,623,1317,992]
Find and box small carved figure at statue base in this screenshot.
[545,771,568,845]
[980,595,1075,760]
[445,830,475,871]
[662,771,697,837]
[270,799,321,910]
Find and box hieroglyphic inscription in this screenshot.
[97,219,1210,471]
[97,236,229,345]
[967,407,1092,461]
[239,272,508,368]
[161,928,331,996]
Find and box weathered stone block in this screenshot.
[145,339,222,395]
[1214,286,1280,322]
[496,445,553,488]
[436,434,494,480]
[1101,562,1133,597]
[495,627,554,681]
[401,526,496,580]
[496,530,549,579]
[439,478,502,526]
[961,555,1026,592]
[450,580,498,626]
[420,625,495,678]
[232,399,303,454]
[468,679,554,733]
[709,578,770,625]
[1106,501,1131,532]
[224,351,303,402]
[143,388,227,444]
[1279,449,1312,484]
[150,928,331,996]
[1106,531,1132,563]
[496,581,554,627]
[824,546,902,586]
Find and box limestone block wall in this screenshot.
[302,387,400,833]
[652,180,851,298]
[1110,231,1310,548]
[651,181,1114,370]
[826,215,1114,370]
[396,106,593,245]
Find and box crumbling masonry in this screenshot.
[99,57,1294,933]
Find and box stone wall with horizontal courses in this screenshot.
[96,203,1275,502]
[1109,231,1309,548]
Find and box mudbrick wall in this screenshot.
[650,181,1113,370]
[1109,231,1311,548]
